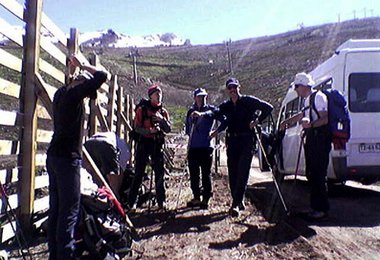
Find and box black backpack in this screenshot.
[76,188,133,259]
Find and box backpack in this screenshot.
[128,99,149,142]
[76,186,133,259]
[310,89,351,149]
[129,99,165,143]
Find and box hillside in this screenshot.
[85,17,380,115]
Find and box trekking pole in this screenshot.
[174,163,187,213]
[0,183,31,260]
[294,131,305,181]
[147,165,154,213]
[253,124,290,215]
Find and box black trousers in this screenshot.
[304,127,331,212]
[226,135,255,207]
[187,147,213,200]
[128,139,165,207]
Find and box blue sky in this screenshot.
[9,0,380,44]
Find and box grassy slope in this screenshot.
[82,18,380,130]
[93,18,380,110]
[3,18,380,131]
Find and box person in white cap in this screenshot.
[185,88,225,209]
[280,72,331,220]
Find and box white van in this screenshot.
[270,39,380,184]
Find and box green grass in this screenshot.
[167,105,188,132]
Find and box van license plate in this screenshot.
[359,143,380,153]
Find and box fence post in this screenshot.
[116,79,123,136]
[67,28,79,84]
[124,94,130,141]
[19,0,43,233]
[88,52,99,136]
[107,75,117,132]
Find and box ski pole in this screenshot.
[0,183,31,260]
[253,125,290,215]
[294,131,305,181]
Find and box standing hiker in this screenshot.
[280,72,331,220]
[185,88,226,209]
[201,77,273,217]
[128,85,171,210]
[46,54,107,259]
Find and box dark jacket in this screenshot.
[215,95,273,134]
[47,71,107,159]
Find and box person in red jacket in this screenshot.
[128,85,171,210]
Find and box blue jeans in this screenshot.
[46,154,81,260]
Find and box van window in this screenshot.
[284,97,300,128]
[349,73,380,112]
[285,98,300,119]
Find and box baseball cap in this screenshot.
[293,72,314,88]
[225,77,240,88]
[148,84,162,97]
[193,88,208,97]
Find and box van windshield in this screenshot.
[349,73,380,112]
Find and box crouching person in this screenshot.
[128,85,171,210]
[83,132,131,199]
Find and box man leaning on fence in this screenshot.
[185,88,226,209]
[46,54,107,259]
[128,85,171,211]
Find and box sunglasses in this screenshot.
[294,84,302,89]
[227,84,238,90]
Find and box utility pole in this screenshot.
[353,10,356,19]
[225,38,233,75]
[130,47,138,85]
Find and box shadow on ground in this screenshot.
[247,178,380,228]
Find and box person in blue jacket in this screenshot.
[185,88,225,209]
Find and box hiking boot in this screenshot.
[229,206,240,217]
[306,210,328,221]
[157,202,167,211]
[200,198,210,209]
[238,201,246,210]
[187,198,202,208]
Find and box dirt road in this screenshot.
[7,154,380,259]
[126,155,380,260]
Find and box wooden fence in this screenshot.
[0,0,137,242]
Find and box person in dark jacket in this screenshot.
[46,54,107,259]
[185,88,226,209]
[207,77,273,217]
[128,85,171,210]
